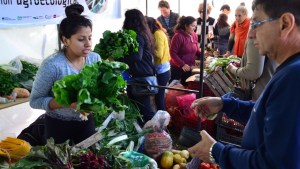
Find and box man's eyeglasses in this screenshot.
[251,18,277,29]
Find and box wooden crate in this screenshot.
[204,70,234,97]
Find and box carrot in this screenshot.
[2,95,14,100]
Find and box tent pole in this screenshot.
[57,24,62,51]
[198,0,207,98]
[178,0,180,15]
[145,0,148,16]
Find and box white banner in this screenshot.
[0,0,108,28]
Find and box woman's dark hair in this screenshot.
[252,0,300,25]
[59,3,92,41]
[146,16,166,34]
[217,13,229,28]
[123,9,155,56]
[174,16,196,31]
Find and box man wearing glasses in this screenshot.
[188,0,300,168]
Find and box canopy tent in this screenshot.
[0,0,252,138]
[0,0,121,64]
[0,0,252,64]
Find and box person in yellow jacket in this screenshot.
[146,16,171,111]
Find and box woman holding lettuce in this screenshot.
[118,9,157,126]
[30,4,101,144]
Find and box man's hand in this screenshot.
[190,97,223,119]
[188,130,216,163]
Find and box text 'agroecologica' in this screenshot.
[0,0,74,8]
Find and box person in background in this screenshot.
[188,0,300,168]
[118,9,156,126]
[226,37,278,101]
[146,16,171,111]
[220,4,233,25]
[213,13,230,55]
[195,2,216,47]
[30,4,101,144]
[157,0,179,40]
[169,16,201,86]
[224,5,250,58]
[220,4,231,15]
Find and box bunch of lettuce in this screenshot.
[52,60,128,116]
[93,29,139,60]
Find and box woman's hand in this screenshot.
[226,63,237,74]
[190,97,223,119]
[182,64,191,72]
[223,51,231,58]
[70,102,90,120]
[70,102,77,110]
[188,130,217,163]
[195,60,201,67]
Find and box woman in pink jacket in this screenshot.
[169,16,201,86]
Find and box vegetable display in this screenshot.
[93,29,139,60]
[11,138,82,169]
[0,68,20,96]
[0,60,38,96]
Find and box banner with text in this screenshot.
[0,0,107,28]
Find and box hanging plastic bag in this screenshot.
[143,110,172,160]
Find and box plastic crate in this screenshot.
[216,113,244,146]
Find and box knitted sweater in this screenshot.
[30,51,100,121]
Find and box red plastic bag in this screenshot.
[165,80,186,115]
[176,93,196,115]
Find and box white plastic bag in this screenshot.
[0,57,23,74]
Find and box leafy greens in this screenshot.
[52,60,129,117]
[93,29,139,60]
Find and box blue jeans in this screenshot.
[155,70,171,111]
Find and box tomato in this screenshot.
[199,162,211,169]
[210,163,220,169]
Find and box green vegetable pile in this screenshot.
[15,61,39,83]
[52,60,129,117]
[206,55,241,74]
[11,138,75,169]
[93,29,139,60]
[0,60,39,96]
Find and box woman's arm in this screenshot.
[224,32,235,57]
[30,60,59,111]
[236,39,265,80]
[224,22,237,57]
[170,34,185,67]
